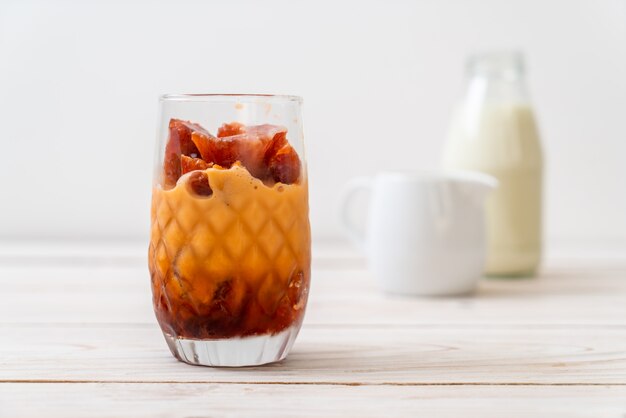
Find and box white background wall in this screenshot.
[1,0,625,249]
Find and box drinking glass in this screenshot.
[149,94,311,367]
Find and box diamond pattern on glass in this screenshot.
[148,170,311,340]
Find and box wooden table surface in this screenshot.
[1,243,626,417]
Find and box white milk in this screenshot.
[443,52,543,277]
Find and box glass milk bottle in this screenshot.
[443,52,543,277]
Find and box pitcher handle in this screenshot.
[339,177,371,251]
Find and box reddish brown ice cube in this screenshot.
[164,119,210,188]
[233,135,272,179]
[192,123,295,181]
[191,131,238,167]
[163,153,183,190]
[181,155,211,175]
[217,122,246,137]
[269,144,301,184]
[235,124,288,179]
[186,171,213,197]
[164,119,302,187]
[262,130,287,165]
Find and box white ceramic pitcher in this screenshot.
[340,171,497,296]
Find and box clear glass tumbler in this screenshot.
[149,94,311,367]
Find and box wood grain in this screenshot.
[2,263,626,326]
[2,323,626,384]
[2,243,626,416]
[1,383,626,418]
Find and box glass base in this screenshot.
[163,325,300,367]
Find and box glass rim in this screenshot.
[160,93,303,103]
